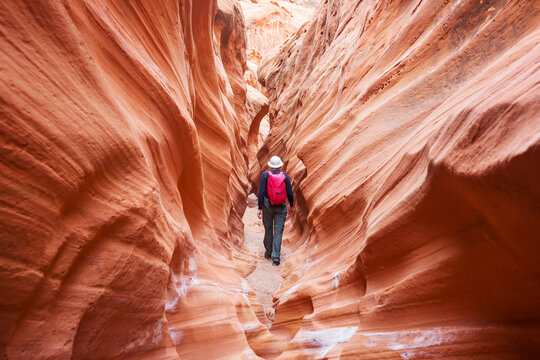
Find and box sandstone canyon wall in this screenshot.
[240,0,313,68]
[257,0,540,358]
[0,1,265,359]
[240,0,314,178]
[241,0,314,186]
[2,0,540,359]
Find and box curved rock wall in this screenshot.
[258,0,540,358]
[241,0,313,97]
[241,0,312,175]
[0,1,262,359]
[240,0,313,63]
[2,0,539,358]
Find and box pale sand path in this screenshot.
[243,203,290,326]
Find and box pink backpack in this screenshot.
[266,171,286,205]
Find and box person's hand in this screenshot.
[257,210,262,219]
[289,207,295,215]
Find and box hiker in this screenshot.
[257,156,294,266]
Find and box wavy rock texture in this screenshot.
[258,0,540,358]
[0,1,266,359]
[240,0,313,94]
[240,0,314,176]
[240,0,313,63]
[2,0,539,358]
[239,0,313,177]
[247,85,270,166]
[240,0,313,190]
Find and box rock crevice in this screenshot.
[256,0,540,358]
[1,0,539,359]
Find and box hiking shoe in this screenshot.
[273,260,280,266]
[264,253,271,260]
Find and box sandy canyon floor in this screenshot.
[243,203,291,327]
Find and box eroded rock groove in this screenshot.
[1,0,539,359]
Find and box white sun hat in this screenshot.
[268,155,283,168]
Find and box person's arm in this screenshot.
[285,174,294,207]
[258,172,267,210]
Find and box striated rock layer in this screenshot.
[240,0,314,176]
[0,1,266,359]
[239,0,313,64]
[240,0,313,94]
[257,0,540,358]
[241,0,311,171]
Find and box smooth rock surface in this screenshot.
[2,0,539,359]
[257,0,540,358]
[239,0,313,63]
[0,1,263,359]
[241,0,314,175]
[240,0,313,95]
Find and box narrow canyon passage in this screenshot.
[243,197,291,328]
[1,0,539,359]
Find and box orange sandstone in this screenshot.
[1,0,539,359]
[240,0,313,96]
[0,0,264,359]
[257,0,540,358]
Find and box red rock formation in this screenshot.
[241,0,313,96]
[0,0,265,359]
[258,0,540,358]
[241,0,314,174]
[2,0,539,358]
[240,0,313,63]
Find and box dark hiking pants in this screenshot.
[262,202,287,262]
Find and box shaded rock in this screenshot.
[258,0,540,358]
[0,0,263,359]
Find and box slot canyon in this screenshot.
[0,0,539,359]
